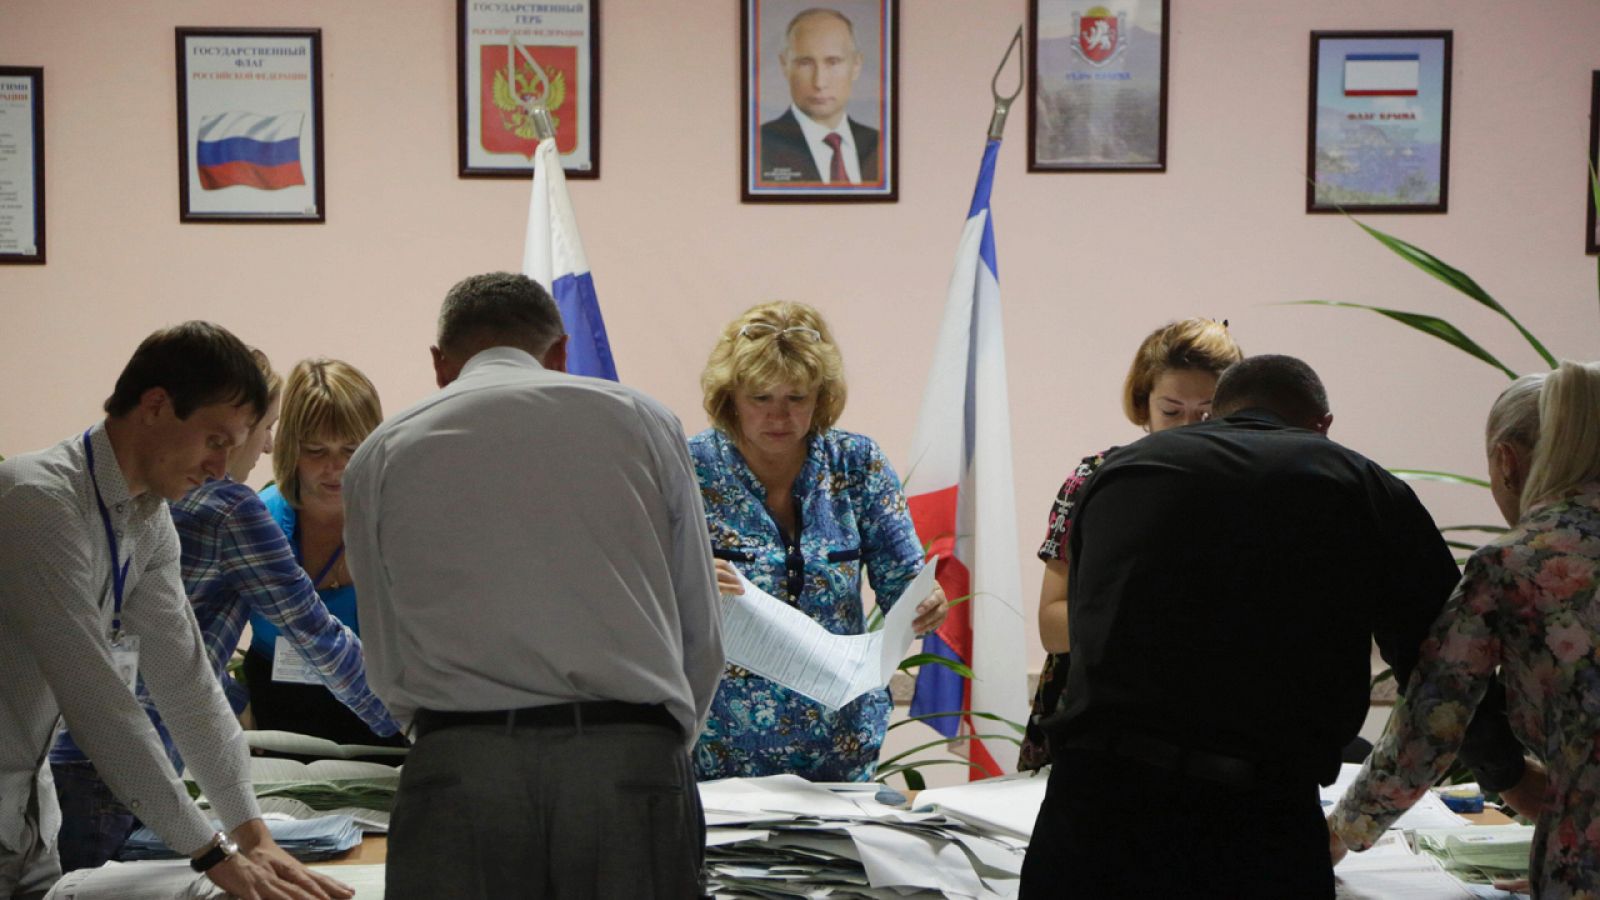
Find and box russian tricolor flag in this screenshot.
[1343,53,1420,97]
[196,112,306,191]
[522,136,617,381]
[904,138,1027,779]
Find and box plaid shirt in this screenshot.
[53,479,399,763]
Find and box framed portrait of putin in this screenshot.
[741,0,898,203]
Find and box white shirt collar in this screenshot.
[460,345,543,379]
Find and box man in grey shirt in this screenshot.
[345,272,724,899]
[0,322,350,900]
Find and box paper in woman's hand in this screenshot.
[718,564,939,711]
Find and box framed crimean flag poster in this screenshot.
[458,0,600,178]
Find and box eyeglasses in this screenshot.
[737,323,822,343]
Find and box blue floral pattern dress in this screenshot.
[1332,483,1600,898]
[689,427,925,782]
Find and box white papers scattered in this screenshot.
[718,564,937,710]
[1335,831,1478,899]
[913,772,1049,840]
[699,774,1023,899]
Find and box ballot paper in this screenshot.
[43,861,387,900]
[189,757,402,812]
[1415,825,1536,885]
[718,563,938,710]
[1335,831,1478,899]
[913,771,1049,839]
[256,795,391,833]
[245,729,410,762]
[119,815,362,862]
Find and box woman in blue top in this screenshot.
[691,301,948,781]
[243,358,401,747]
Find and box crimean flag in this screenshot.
[523,136,617,380]
[1342,53,1420,96]
[196,112,306,191]
[905,138,1027,779]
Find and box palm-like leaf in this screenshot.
[1352,220,1558,370]
[1389,469,1491,488]
[1288,301,1518,378]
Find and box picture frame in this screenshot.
[176,28,325,223]
[0,67,44,263]
[1027,0,1169,173]
[1307,30,1452,214]
[1587,70,1598,255]
[457,0,600,179]
[741,0,898,203]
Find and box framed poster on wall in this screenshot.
[741,0,898,203]
[176,28,325,223]
[0,67,43,263]
[458,0,600,179]
[1307,31,1452,214]
[1028,0,1169,172]
[1587,70,1598,255]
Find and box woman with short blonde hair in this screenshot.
[688,301,946,782]
[244,357,399,747]
[1021,317,1242,772]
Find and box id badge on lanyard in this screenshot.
[84,430,139,695]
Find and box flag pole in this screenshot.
[510,35,557,141]
[987,26,1025,140]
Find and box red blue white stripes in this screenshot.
[195,112,306,191]
[905,138,1027,778]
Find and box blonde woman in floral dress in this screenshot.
[1330,361,1600,898]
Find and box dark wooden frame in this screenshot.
[176,28,325,223]
[1026,0,1169,173]
[1306,30,1453,214]
[740,0,899,203]
[1587,71,1599,255]
[0,67,44,263]
[457,0,601,179]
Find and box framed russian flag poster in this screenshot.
[1307,31,1452,214]
[176,28,325,223]
[457,0,600,179]
[0,67,44,263]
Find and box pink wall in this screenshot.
[4,1,1598,675]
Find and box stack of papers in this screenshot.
[238,757,402,811]
[1415,825,1535,884]
[43,861,387,899]
[118,815,362,862]
[700,774,1028,898]
[257,795,391,833]
[1335,831,1479,899]
[245,729,409,763]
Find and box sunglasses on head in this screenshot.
[736,323,822,343]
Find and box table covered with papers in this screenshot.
[45,762,1537,899]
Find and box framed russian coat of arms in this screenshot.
[457,0,600,179]
[1027,0,1169,172]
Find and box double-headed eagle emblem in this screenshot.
[492,57,566,140]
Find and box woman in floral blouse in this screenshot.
[1331,361,1600,898]
[1019,318,1241,771]
[689,301,948,781]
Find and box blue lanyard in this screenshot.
[310,543,344,587]
[82,430,131,636]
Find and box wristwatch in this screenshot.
[190,830,240,873]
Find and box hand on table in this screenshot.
[714,559,743,596]
[208,820,353,900]
[913,586,948,638]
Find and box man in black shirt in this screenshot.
[1019,355,1524,899]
